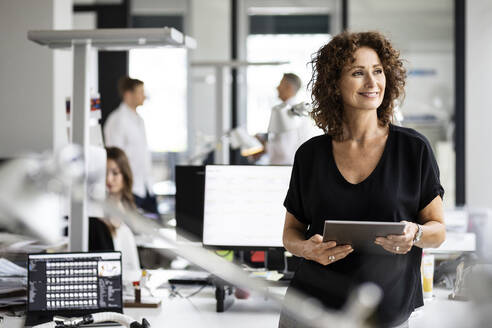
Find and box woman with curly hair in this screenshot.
[280,31,445,328]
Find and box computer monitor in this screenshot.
[26,252,123,326]
[175,165,205,242]
[203,165,292,249]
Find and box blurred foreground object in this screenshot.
[0,145,383,328]
[0,146,83,245]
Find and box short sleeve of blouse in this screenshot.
[419,140,445,211]
[284,151,310,225]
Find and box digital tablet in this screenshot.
[322,220,406,255]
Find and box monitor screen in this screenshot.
[28,252,122,313]
[203,165,292,249]
[175,165,205,242]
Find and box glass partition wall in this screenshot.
[240,0,342,135]
[349,0,456,208]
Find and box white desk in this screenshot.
[125,286,474,328]
[124,287,283,327]
[409,288,474,328]
[0,279,471,328]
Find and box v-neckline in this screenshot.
[330,124,393,186]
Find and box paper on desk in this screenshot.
[0,258,27,302]
[0,277,27,292]
[250,270,284,281]
[5,238,67,253]
[0,259,27,277]
[0,295,26,307]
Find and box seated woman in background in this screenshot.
[89,146,141,278]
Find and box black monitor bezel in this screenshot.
[175,165,206,242]
[26,251,123,325]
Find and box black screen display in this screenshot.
[28,252,122,312]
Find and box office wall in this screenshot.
[349,0,454,119]
[0,0,72,158]
[131,0,185,15]
[466,0,492,208]
[187,0,231,157]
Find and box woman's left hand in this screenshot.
[374,220,418,254]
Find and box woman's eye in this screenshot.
[352,71,363,76]
[374,69,383,74]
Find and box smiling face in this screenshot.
[338,46,386,113]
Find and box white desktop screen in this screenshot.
[203,165,292,248]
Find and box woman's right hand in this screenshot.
[301,234,353,266]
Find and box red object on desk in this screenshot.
[250,251,265,262]
[133,281,141,303]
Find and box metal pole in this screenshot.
[70,41,91,252]
[215,66,229,164]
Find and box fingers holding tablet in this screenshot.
[374,221,418,254]
[302,234,354,265]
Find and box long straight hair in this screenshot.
[106,147,136,209]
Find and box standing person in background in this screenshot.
[266,73,321,165]
[104,76,158,216]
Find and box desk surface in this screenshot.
[125,287,283,327]
[0,275,472,328]
[0,287,283,328]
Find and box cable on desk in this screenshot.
[168,284,207,299]
[184,295,201,313]
[185,285,207,299]
[168,285,184,299]
[167,284,206,313]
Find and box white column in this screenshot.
[70,42,91,252]
[214,66,230,164]
[188,0,231,160]
[466,0,492,207]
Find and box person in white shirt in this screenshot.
[266,73,321,165]
[104,77,158,215]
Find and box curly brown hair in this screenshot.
[309,31,406,141]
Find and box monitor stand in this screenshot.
[168,274,235,312]
[210,276,235,312]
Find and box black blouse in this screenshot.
[283,124,444,327]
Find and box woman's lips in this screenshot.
[358,91,379,98]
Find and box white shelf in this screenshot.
[28,27,196,50]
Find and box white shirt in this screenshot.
[112,222,141,283]
[267,97,322,165]
[104,103,152,197]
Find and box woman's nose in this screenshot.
[364,74,376,88]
